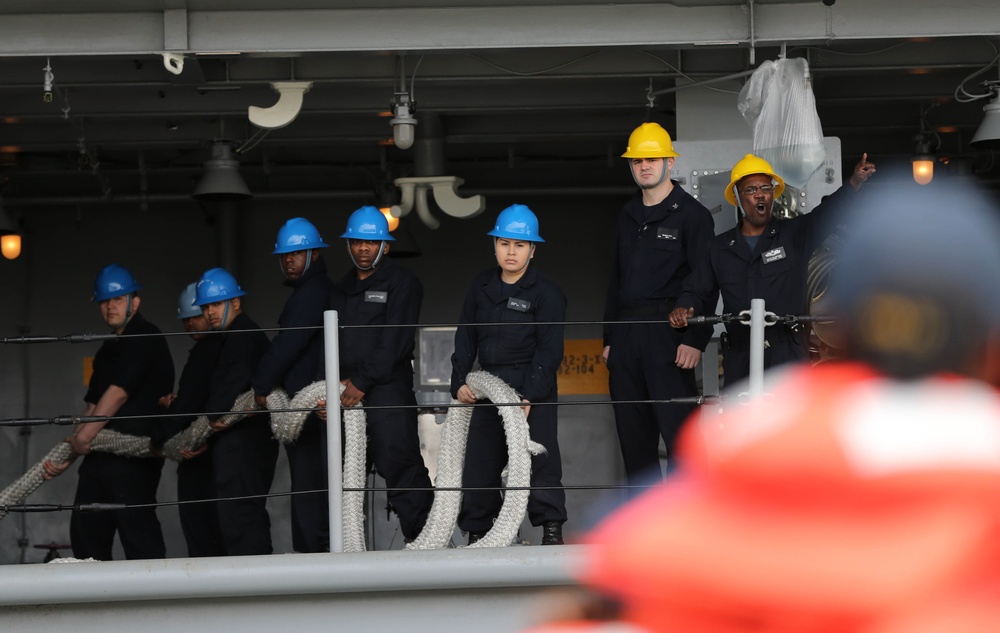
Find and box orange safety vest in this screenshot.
[580,362,1000,633]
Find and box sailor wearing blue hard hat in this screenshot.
[452,204,569,545]
[327,205,432,542]
[193,267,278,556]
[252,217,335,553]
[43,264,174,561]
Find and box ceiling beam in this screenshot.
[1,1,999,57]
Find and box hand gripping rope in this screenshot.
[267,371,545,551]
[407,371,546,550]
[2,371,544,552]
[0,391,258,521]
[269,381,369,553]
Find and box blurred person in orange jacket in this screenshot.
[555,181,1000,633]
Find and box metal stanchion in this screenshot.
[323,310,344,553]
[748,298,766,398]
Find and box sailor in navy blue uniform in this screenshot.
[602,123,715,494]
[251,218,334,553]
[333,206,432,542]
[153,282,225,557]
[451,204,568,545]
[670,153,875,387]
[43,264,174,560]
[194,268,277,556]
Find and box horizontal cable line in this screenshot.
[688,313,837,325]
[0,313,839,345]
[1,319,646,344]
[0,396,719,428]
[1,484,646,514]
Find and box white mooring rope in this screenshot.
[269,381,368,553]
[407,371,545,550]
[3,373,542,552]
[0,390,257,521]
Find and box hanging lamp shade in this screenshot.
[971,95,1000,149]
[192,142,252,201]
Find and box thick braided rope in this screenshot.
[161,390,256,460]
[1,391,256,521]
[268,381,368,552]
[0,429,152,520]
[407,371,545,550]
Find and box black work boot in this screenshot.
[541,521,564,545]
[467,530,488,545]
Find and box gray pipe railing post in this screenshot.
[748,298,766,397]
[324,310,344,553]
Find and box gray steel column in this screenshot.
[748,298,766,397]
[324,310,344,553]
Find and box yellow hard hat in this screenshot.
[725,154,786,206]
[621,122,680,159]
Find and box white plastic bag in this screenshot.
[738,58,826,189]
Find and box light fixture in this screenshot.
[0,200,21,260]
[192,141,252,201]
[1,233,21,260]
[912,139,935,186]
[971,91,1000,149]
[390,96,416,150]
[379,206,400,232]
[389,55,417,150]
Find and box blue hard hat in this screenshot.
[194,268,247,306]
[92,264,142,302]
[487,204,545,242]
[273,217,329,254]
[176,282,202,319]
[340,206,395,242]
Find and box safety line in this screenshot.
[0,396,721,428]
[1,483,651,515]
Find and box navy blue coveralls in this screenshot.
[334,257,433,541]
[206,312,277,556]
[677,184,858,387]
[603,183,715,491]
[150,333,225,558]
[450,262,568,533]
[252,255,333,553]
[73,311,174,560]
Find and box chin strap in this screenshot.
[279,249,314,279]
[302,249,313,275]
[347,241,386,271]
[631,159,669,189]
[210,300,231,332]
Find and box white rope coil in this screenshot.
[1,390,257,522]
[268,381,368,553]
[407,371,545,550]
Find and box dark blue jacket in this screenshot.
[603,183,715,350]
[334,258,422,393]
[252,255,333,398]
[150,334,222,449]
[677,183,858,351]
[451,263,566,403]
[85,311,175,438]
[206,312,270,422]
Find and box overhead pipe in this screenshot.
[5,187,631,209]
